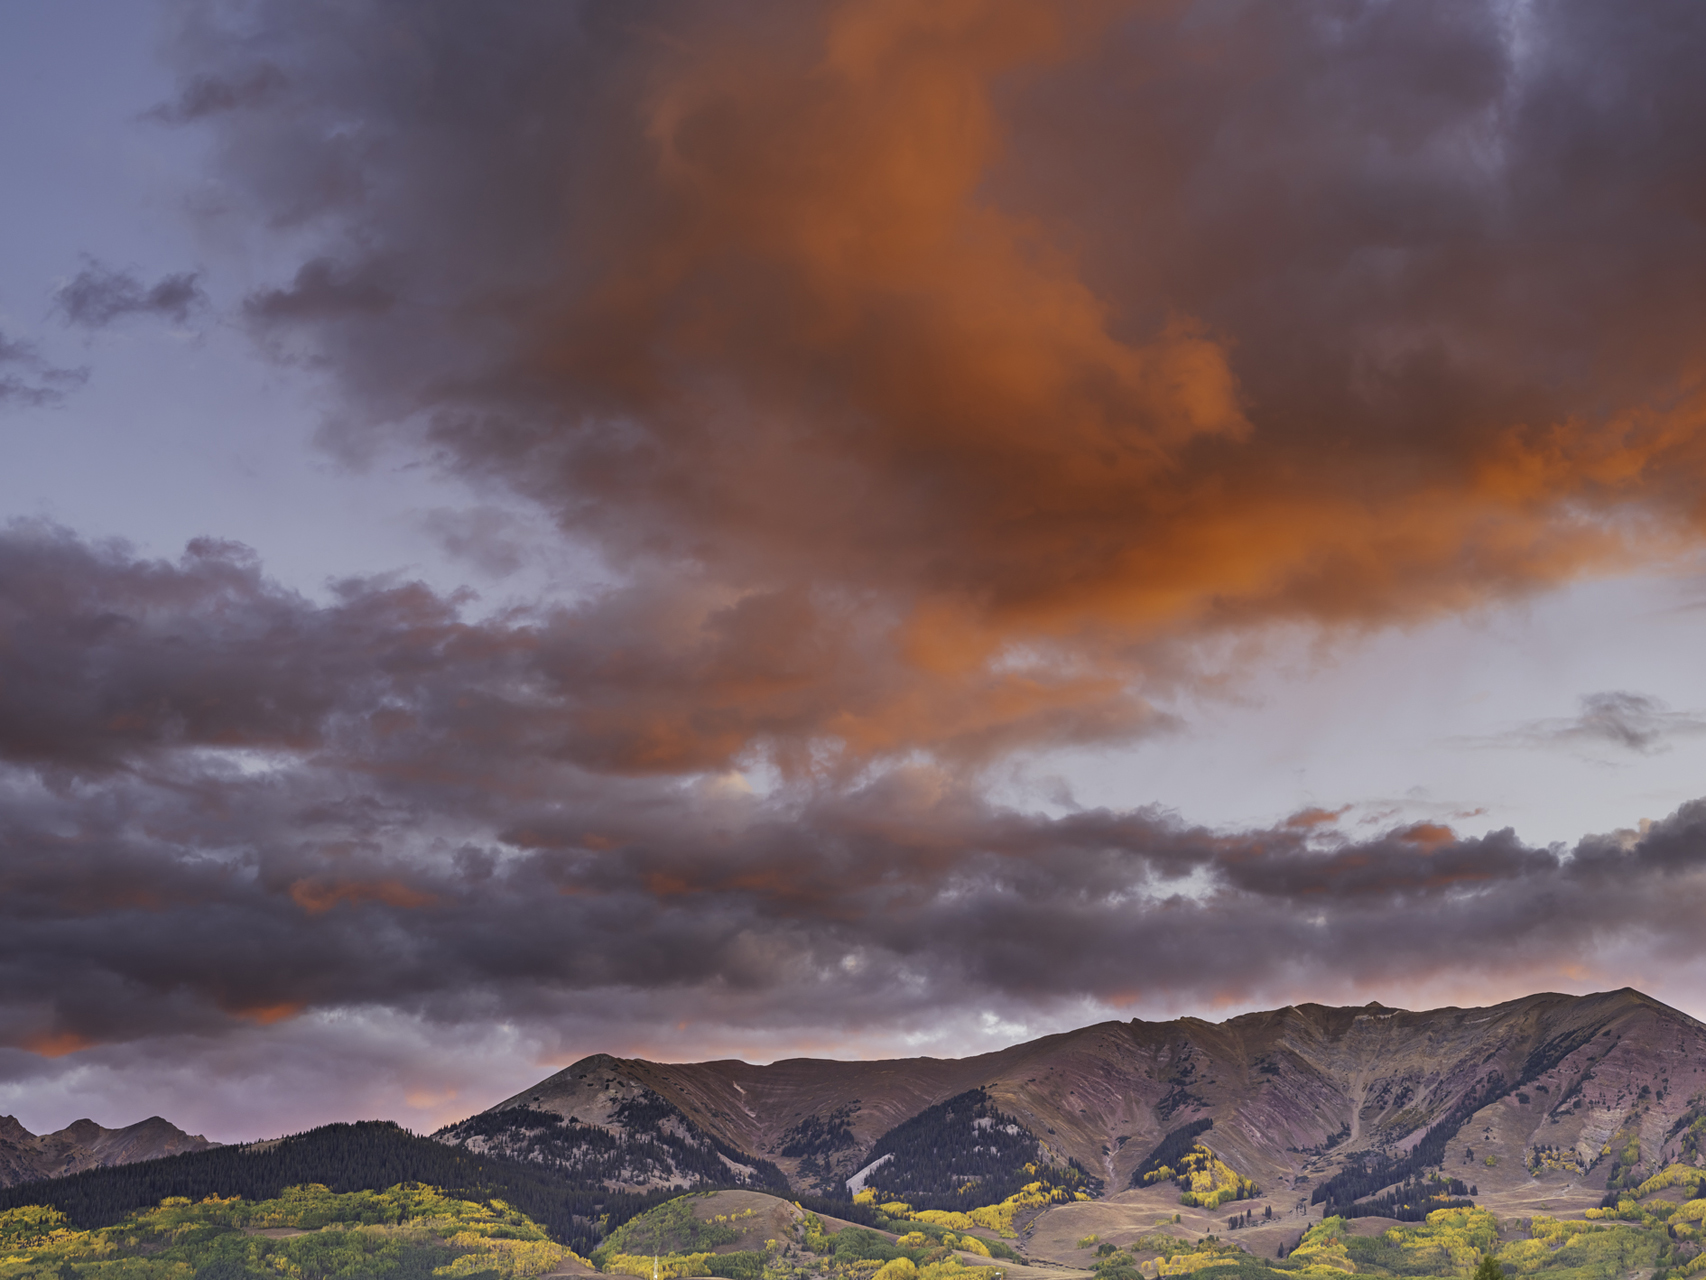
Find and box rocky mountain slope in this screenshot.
[435,988,1706,1213]
[0,1115,217,1187]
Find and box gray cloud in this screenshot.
[56,260,206,329]
[0,331,88,407]
[418,507,529,578]
[1560,692,1706,753]
[1473,691,1706,756]
[2,525,1705,1120]
[143,62,287,124]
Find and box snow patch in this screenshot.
[845,1152,893,1194]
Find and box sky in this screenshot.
[4,0,1706,1145]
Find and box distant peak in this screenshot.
[567,1052,625,1072]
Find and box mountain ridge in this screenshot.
[436,987,1706,1212]
[0,1114,217,1188]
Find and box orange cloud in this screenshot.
[289,878,438,914]
[207,0,1706,779]
[1287,806,1352,829]
[1398,823,1458,850]
[20,1030,99,1058]
[506,1,1706,771]
[224,1001,308,1026]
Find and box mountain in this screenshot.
[434,988,1706,1216]
[0,1114,217,1187]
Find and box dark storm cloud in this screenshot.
[56,261,206,329]
[3,527,1706,1063]
[0,331,88,407]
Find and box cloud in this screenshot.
[56,260,206,329]
[143,62,287,124]
[140,0,1706,778]
[4,525,1706,1140]
[419,507,530,578]
[13,2,1706,1135]
[0,331,88,408]
[1472,691,1706,756]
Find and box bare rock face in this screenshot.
[437,988,1706,1206]
[0,1115,218,1188]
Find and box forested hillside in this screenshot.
[855,1088,1099,1211]
[0,1121,693,1255]
[0,1181,585,1278]
[435,1096,787,1196]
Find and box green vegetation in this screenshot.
[1242,1208,1642,1280]
[1339,1173,1473,1224]
[16,1179,1681,1280]
[1082,1231,1253,1279]
[1109,1181,1695,1280]
[0,1120,760,1256]
[593,1195,753,1263]
[1139,1146,1258,1210]
[856,1168,1086,1238]
[0,1181,587,1279]
[1132,1121,1217,1189]
[601,1248,769,1280]
[0,1185,1027,1280]
[1131,1121,1258,1210]
[589,1203,1011,1280]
